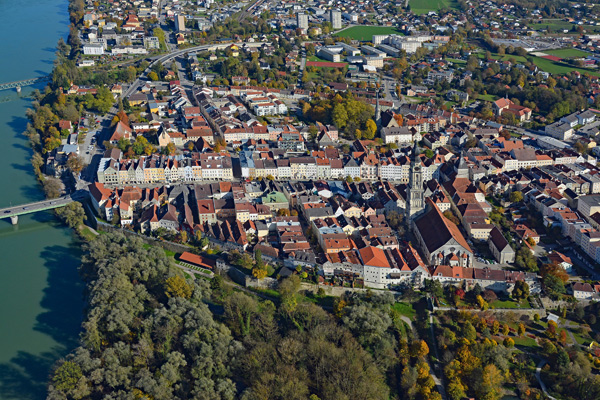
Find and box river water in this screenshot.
[0,0,83,399]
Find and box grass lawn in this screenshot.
[308,55,329,62]
[490,298,531,309]
[392,302,417,319]
[571,330,592,346]
[532,56,600,77]
[476,51,528,64]
[513,336,539,349]
[410,0,460,14]
[477,94,498,102]
[544,48,589,58]
[446,58,466,67]
[532,20,600,34]
[79,226,98,242]
[334,26,403,41]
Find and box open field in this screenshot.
[477,49,600,77]
[391,302,417,319]
[477,94,498,102]
[334,26,403,41]
[410,0,460,14]
[543,48,589,58]
[531,19,600,33]
[532,56,600,77]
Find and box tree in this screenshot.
[43,178,62,198]
[66,154,85,175]
[52,361,83,393]
[518,323,526,337]
[279,275,300,314]
[546,320,557,338]
[148,71,159,81]
[502,324,510,336]
[476,295,489,311]
[503,337,515,348]
[512,280,530,301]
[365,119,377,139]
[164,275,192,299]
[491,320,500,335]
[332,103,349,129]
[277,208,291,216]
[55,202,86,229]
[509,191,523,203]
[411,340,429,358]
[475,364,504,400]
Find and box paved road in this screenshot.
[399,315,447,400]
[0,192,86,219]
[535,360,557,400]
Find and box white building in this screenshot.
[297,13,309,30]
[83,44,105,55]
[330,9,342,30]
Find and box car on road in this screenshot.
[4,210,11,214]
[23,207,28,210]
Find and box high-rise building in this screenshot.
[330,9,342,30]
[175,15,186,32]
[297,13,309,30]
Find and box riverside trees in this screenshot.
[48,233,392,400]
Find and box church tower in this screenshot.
[407,143,425,224]
[375,88,381,128]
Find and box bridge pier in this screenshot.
[10,215,18,225]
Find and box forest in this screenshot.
[48,233,439,399]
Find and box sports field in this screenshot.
[531,19,600,33]
[532,56,600,77]
[410,0,460,14]
[334,26,403,41]
[543,48,589,58]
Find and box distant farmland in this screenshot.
[334,26,403,41]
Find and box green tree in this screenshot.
[43,178,62,198]
[512,280,530,301]
[55,202,86,230]
[164,275,192,299]
[332,103,349,129]
[365,118,377,139]
[52,361,83,393]
[279,275,300,314]
[509,191,523,203]
[517,323,526,337]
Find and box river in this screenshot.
[0,0,83,399]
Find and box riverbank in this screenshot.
[0,1,86,399]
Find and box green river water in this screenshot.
[0,0,83,398]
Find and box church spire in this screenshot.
[375,88,381,127]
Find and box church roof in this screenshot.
[415,199,472,254]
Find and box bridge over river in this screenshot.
[0,191,88,225]
[0,76,49,91]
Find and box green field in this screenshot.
[334,26,403,41]
[477,52,528,64]
[543,48,589,58]
[410,0,460,14]
[446,58,466,67]
[391,302,416,319]
[477,94,498,102]
[532,56,600,77]
[532,19,600,34]
[476,49,600,77]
